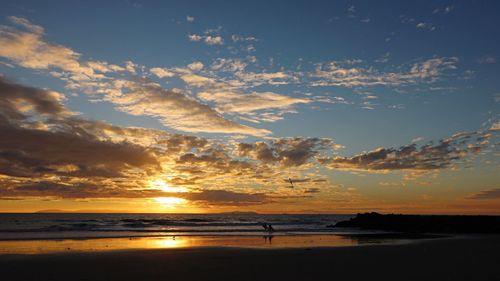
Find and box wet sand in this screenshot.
[0,235,499,281]
[0,234,414,255]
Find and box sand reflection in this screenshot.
[0,234,383,255]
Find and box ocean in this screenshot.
[0,213,362,240]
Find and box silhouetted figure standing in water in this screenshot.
[262,223,274,244]
[267,224,274,232]
[262,223,274,233]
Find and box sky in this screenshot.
[0,0,498,214]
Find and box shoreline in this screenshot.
[1,235,498,281]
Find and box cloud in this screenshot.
[0,123,159,178]
[169,136,340,190]
[416,22,436,31]
[347,5,356,18]
[466,188,500,200]
[319,132,487,173]
[231,34,258,42]
[237,138,338,167]
[188,34,223,45]
[150,67,176,78]
[186,15,195,22]
[2,180,177,199]
[7,16,44,34]
[146,58,306,124]
[0,17,109,82]
[0,77,69,120]
[187,61,204,71]
[102,80,271,136]
[188,34,202,42]
[180,74,216,86]
[87,60,126,73]
[477,55,496,64]
[375,52,390,63]
[0,78,160,181]
[101,78,268,136]
[490,121,500,131]
[235,71,292,86]
[433,5,454,14]
[204,35,223,45]
[125,61,137,74]
[2,182,270,205]
[412,136,425,143]
[311,57,458,87]
[0,17,271,136]
[181,190,269,206]
[0,17,110,84]
[197,90,310,113]
[304,188,321,193]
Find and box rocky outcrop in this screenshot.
[332,212,500,233]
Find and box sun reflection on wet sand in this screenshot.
[0,235,371,255]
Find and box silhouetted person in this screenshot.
[268,224,274,232]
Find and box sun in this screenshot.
[149,179,189,208]
[154,197,187,208]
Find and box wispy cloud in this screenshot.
[416,22,436,31]
[466,188,500,200]
[400,15,436,31]
[231,34,258,42]
[310,57,458,87]
[477,55,496,64]
[433,5,454,14]
[198,90,309,115]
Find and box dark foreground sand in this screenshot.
[1,235,499,281]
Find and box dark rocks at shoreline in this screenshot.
[332,212,500,234]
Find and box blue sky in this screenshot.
[0,0,498,213]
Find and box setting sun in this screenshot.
[154,197,187,208]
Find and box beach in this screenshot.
[1,235,499,281]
